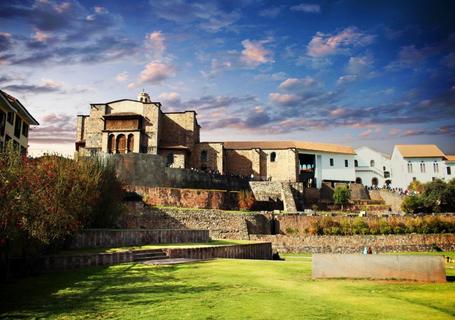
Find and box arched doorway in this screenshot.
[127,134,134,153]
[116,134,126,153]
[371,177,378,187]
[355,177,362,184]
[108,134,115,153]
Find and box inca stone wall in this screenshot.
[122,205,271,240]
[250,233,455,253]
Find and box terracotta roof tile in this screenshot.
[223,140,356,154]
[395,144,445,158]
[445,155,455,161]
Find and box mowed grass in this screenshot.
[1,254,454,320]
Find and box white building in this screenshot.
[354,146,392,187]
[445,155,455,180]
[390,145,447,190]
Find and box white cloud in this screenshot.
[138,61,175,84]
[147,31,166,55]
[115,71,129,82]
[307,27,374,57]
[241,39,274,66]
[158,91,180,103]
[269,92,299,106]
[94,6,108,14]
[336,75,358,85]
[259,6,282,18]
[346,55,374,74]
[290,3,320,13]
[33,30,49,42]
[40,78,63,89]
[279,76,317,90]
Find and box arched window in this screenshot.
[420,162,426,173]
[166,152,174,167]
[370,160,375,167]
[270,152,276,162]
[407,162,413,173]
[355,177,362,184]
[383,166,386,171]
[433,162,439,173]
[372,177,378,186]
[201,150,208,162]
[108,134,115,153]
[116,134,126,153]
[354,160,358,167]
[127,134,134,153]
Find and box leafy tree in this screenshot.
[333,185,351,210]
[408,180,424,193]
[401,194,424,214]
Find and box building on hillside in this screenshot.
[75,91,356,186]
[75,91,200,168]
[354,146,392,188]
[221,141,356,188]
[390,145,448,189]
[0,90,39,154]
[445,155,455,179]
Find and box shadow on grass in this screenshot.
[0,261,221,318]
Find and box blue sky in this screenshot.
[0,0,454,156]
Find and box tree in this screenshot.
[408,180,424,193]
[333,185,351,210]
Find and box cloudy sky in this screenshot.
[1,0,455,157]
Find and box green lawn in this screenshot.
[1,254,454,319]
[58,240,253,255]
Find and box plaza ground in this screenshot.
[0,253,454,319]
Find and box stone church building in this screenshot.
[75,91,359,187]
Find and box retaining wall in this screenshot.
[250,234,455,253]
[70,229,210,249]
[110,153,249,191]
[41,243,272,272]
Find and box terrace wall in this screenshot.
[250,233,455,253]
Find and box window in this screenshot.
[116,134,126,153]
[7,112,13,124]
[448,167,452,175]
[420,162,426,173]
[201,150,208,162]
[412,177,417,182]
[108,134,115,153]
[354,160,358,167]
[329,158,334,166]
[22,123,29,137]
[433,162,439,173]
[407,162,413,173]
[166,152,174,166]
[14,115,21,138]
[270,152,276,162]
[127,134,134,153]
[345,159,348,167]
[432,177,436,181]
[370,160,375,167]
[383,166,386,171]
[0,110,5,137]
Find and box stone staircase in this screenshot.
[132,249,168,262]
[281,182,298,212]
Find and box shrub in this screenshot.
[333,185,351,210]
[401,195,424,213]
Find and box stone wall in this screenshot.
[122,205,271,240]
[377,189,404,212]
[250,233,455,253]
[70,229,210,249]
[132,186,239,210]
[41,243,272,272]
[110,153,249,191]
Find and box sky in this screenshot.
[0,0,454,157]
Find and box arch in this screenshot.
[355,177,362,184]
[270,152,276,162]
[201,150,208,162]
[108,134,115,153]
[166,152,174,167]
[127,134,134,153]
[354,160,358,167]
[371,177,378,186]
[116,134,126,153]
[370,160,375,167]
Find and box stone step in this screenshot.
[281,182,298,212]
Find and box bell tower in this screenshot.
[137,90,151,103]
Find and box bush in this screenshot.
[401,195,424,213]
[333,185,351,210]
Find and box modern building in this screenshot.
[0,90,39,154]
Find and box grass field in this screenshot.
[0,253,454,319]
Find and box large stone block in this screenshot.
[312,254,446,282]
